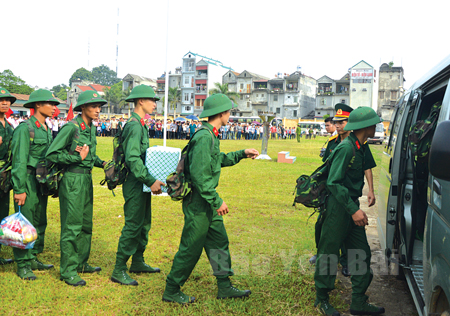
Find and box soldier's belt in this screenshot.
[66,167,92,174]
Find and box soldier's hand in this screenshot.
[216,201,229,216]
[352,209,368,226]
[14,193,27,206]
[79,144,89,161]
[367,191,376,207]
[0,136,2,146]
[245,148,259,159]
[150,180,165,195]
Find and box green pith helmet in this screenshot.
[333,103,353,121]
[125,85,160,103]
[199,94,236,118]
[23,89,60,108]
[344,106,382,131]
[0,87,16,104]
[74,90,107,111]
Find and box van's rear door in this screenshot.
[377,93,411,258]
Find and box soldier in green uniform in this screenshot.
[0,88,15,265]
[11,89,59,280]
[110,85,165,286]
[163,94,259,304]
[46,90,106,286]
[311,104,377,275]
[296,123,301,142]
[314,107,385,316]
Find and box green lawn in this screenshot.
[0,136,384,315]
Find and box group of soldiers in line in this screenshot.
[0,85,386,313]
[0,85,260,303]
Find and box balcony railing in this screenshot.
[195,74,208,79]
[239,89,251,93]
[194,106,203,110]
[196,89,207,94]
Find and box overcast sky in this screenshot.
[3,0,449,91]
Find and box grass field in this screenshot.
[0,136,383,315]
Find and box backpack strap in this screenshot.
[189,125,214,154]
[23,120,35,144]
[66,119,81,155]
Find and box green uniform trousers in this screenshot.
[297,134,301,142]
[315,214,348,266]
[0,192,10,253]
[114,174,152,270]
[314,196,373,303]
[166,190,233,287]
[13,173,48,266]
[59,171,93,279]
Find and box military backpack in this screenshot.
[100,117,138,194]
[408,101,442,161]
[293,144,355,209]
[166,126,214,201]
[33,120,80,197]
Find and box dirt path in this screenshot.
[335,185,418,316]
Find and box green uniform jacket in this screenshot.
[187,122,246,210]
[0,119,13,161]
[326,133,366,216]
[46,115,103,169]
[122,112,156,187]
[322,133,376,171]
[11,117,53,194]
[296,126,301,135]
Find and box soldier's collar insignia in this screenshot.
[213,127,219,137]
[355,140,361,149]
[35,120,41,128]
[140,118,145,126]
[80,122,86,130]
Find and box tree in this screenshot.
[168,87,180,116]
[69,67,93,86]
[51,84,69,101]
[323,114,330,120]
[0,69,34,94]
[209,82,239,103]
[92,64,120,86]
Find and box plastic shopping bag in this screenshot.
[0,207,37,249]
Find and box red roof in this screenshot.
[156,80,165,83]
[77,85,94,92]
[90,84,109,91]
[11,93,29,101]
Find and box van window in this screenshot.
[388,93,409,150]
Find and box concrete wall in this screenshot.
[350,61,374,109]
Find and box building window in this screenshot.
[229,73,231,77]
[379,91,384,99]
[244,73,246,77]
[247,102,250,107]
[240,95,243,100]
[274,95,278,101]
[397,75,400,79]
[184,76,189,85]
[293,110,297,117]
[261,94,264,98]
[256,94,259,97]
[276,108,280,114]
[184,93,189,102]
[240,83,243,89]
[318,112,321,115]
[321,98,326,105]
[391,91,398,99]
[294,96,298,103]
[341,99,345,104]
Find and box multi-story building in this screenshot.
[315,74,350,118]
[226,70,317,119]
[377,63,405,121]
[67,80,110,113]
[155,67,182,115]
[180,52,233,117]
[349,60,375,108]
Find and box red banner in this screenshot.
[66,103,74,121]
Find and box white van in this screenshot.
[378,55,450,316]
[367,123,385,144]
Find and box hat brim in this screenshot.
[332,117,348,122]
[0,95,16,104]
[125,96,161,102]
[74,99,107,111]
[199,100,237,119]
[344,116,383,131]
[23,98,60,108]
